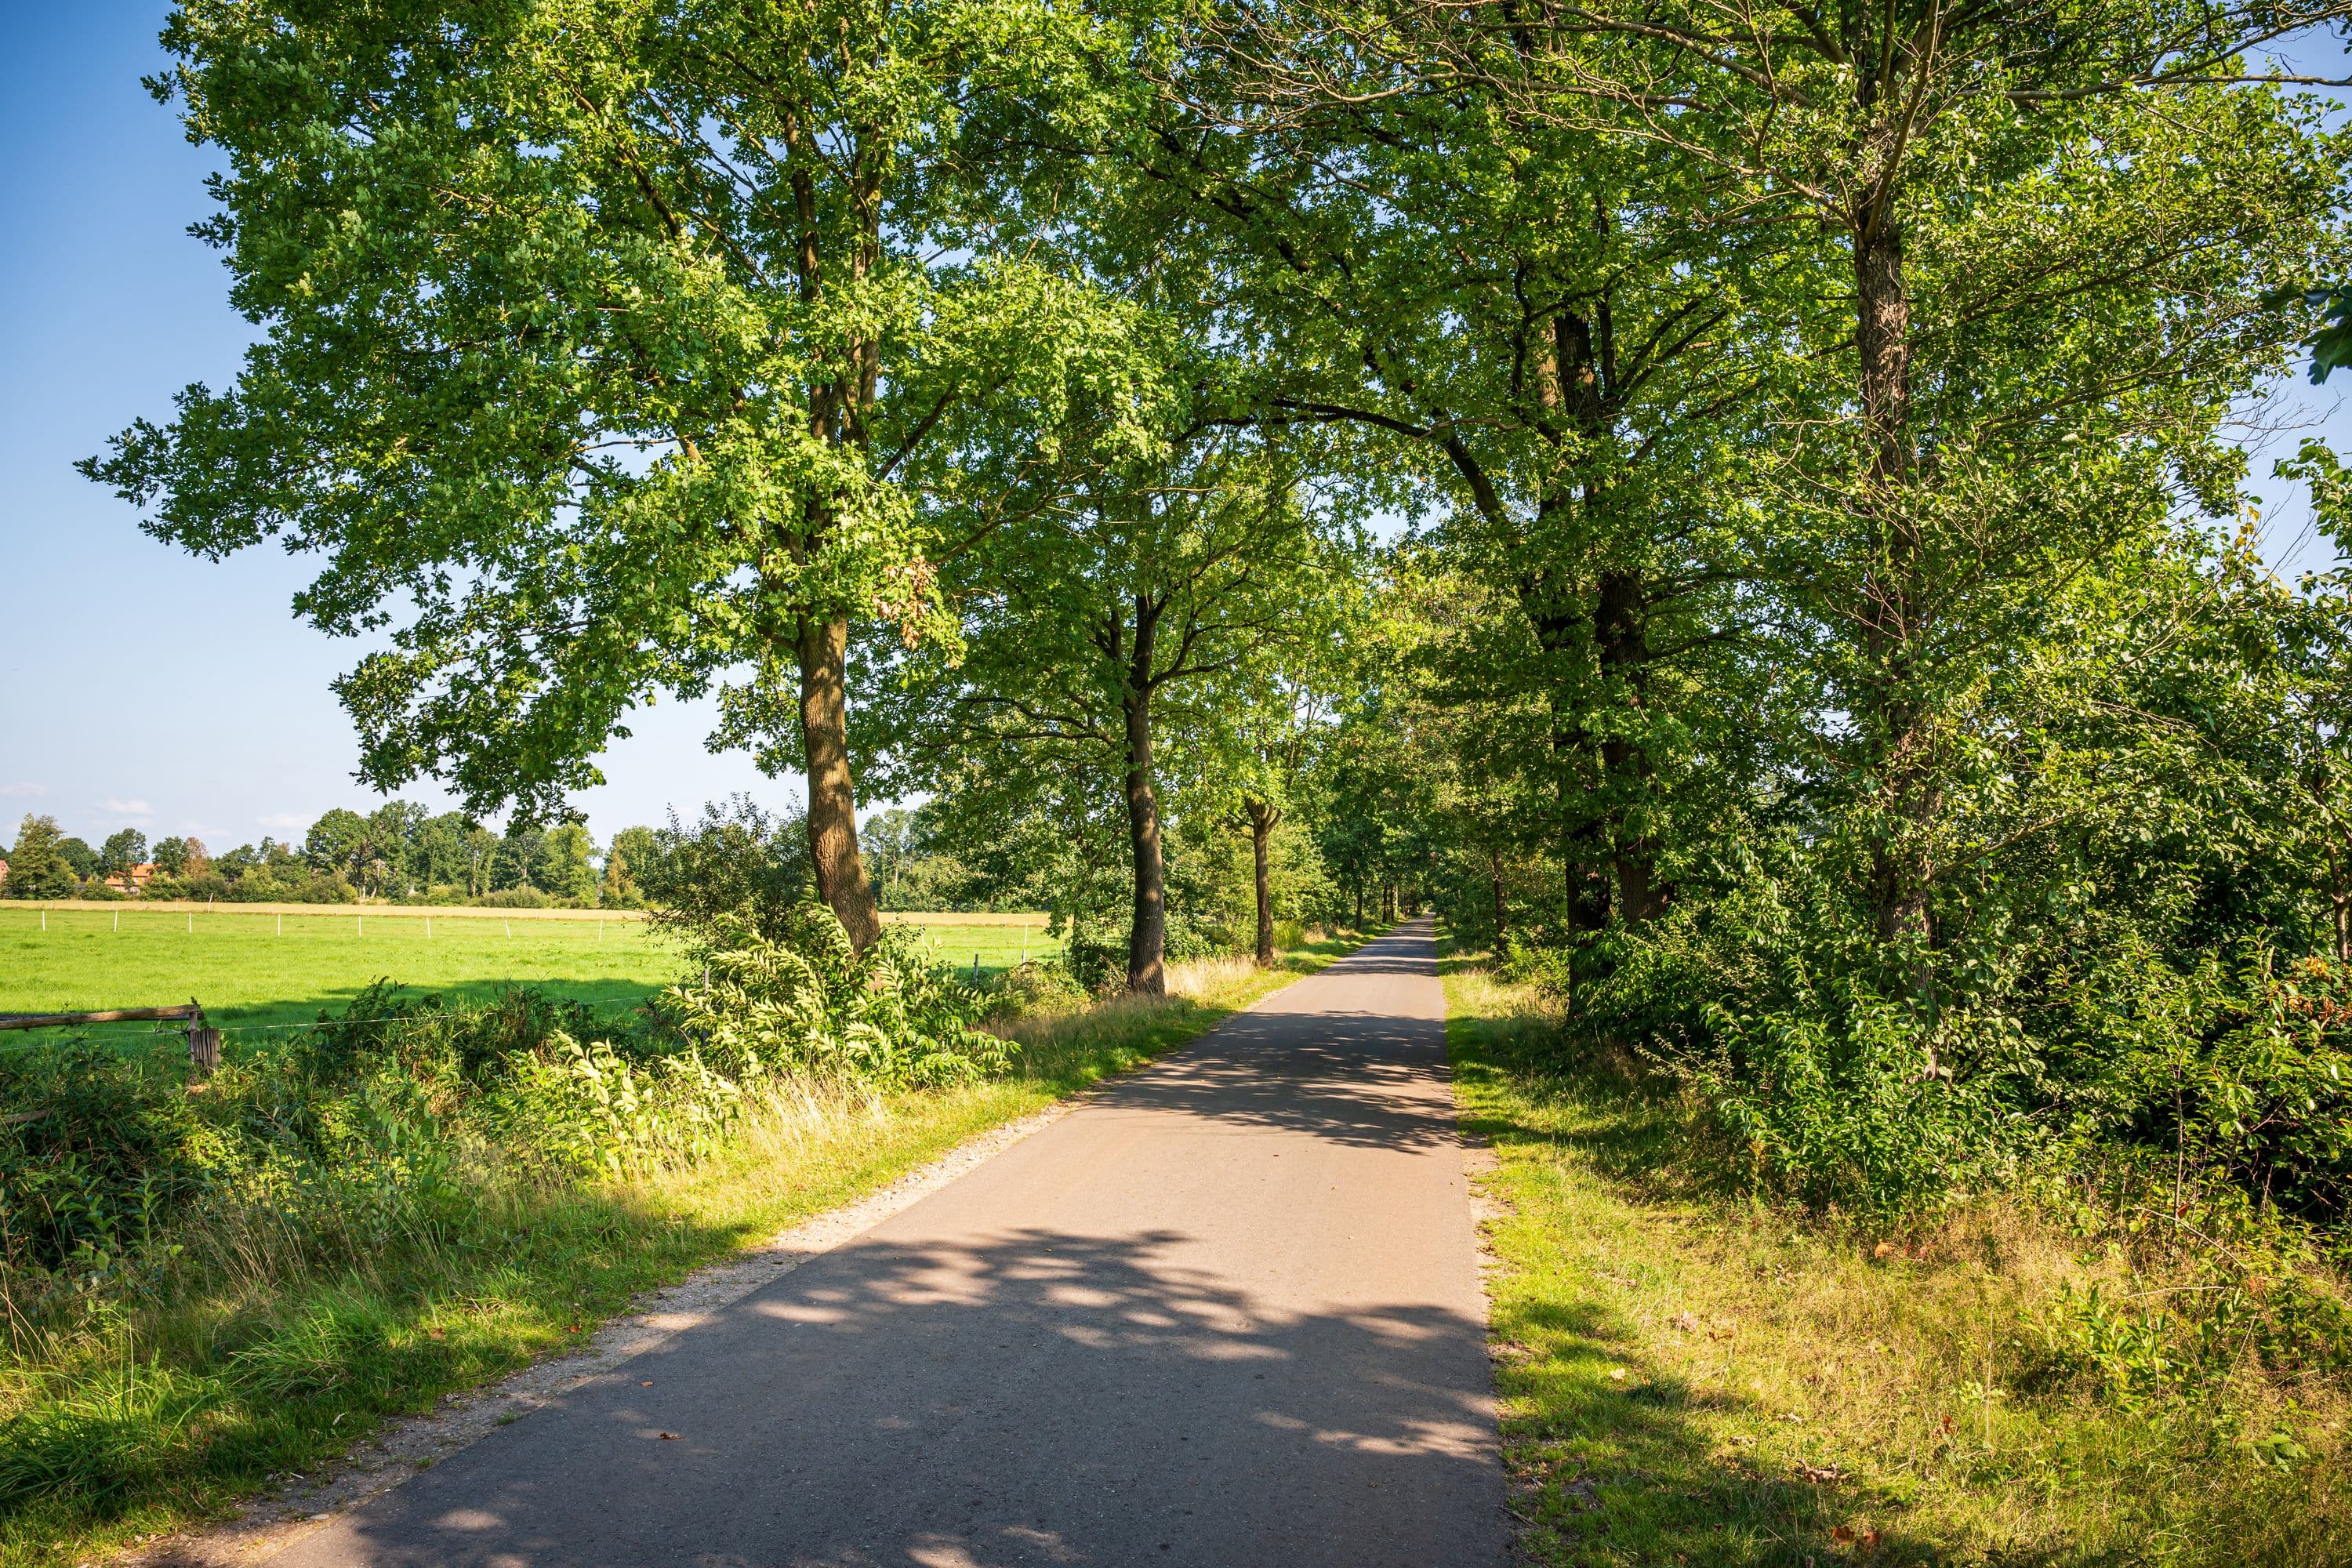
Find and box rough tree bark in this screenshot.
[796,613,882,949]
[1120,597,1169,995]
[1595,566,1669,924]
[1243,797,1280,965]
[1853,208,1934,951]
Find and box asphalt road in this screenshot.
[269,918,1507,1567]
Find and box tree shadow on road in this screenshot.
[307,1222,1503,1568]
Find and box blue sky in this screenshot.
[0,4,779,853]
[0,4,2345,853]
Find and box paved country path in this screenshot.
[265,919,1508,1568]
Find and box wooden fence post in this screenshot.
[187,1027,223,1080]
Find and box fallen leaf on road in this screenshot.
[658,1432,679,1441]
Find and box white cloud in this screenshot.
[0,782,48,798]
[256,811,310,830]
[100,798,155,818]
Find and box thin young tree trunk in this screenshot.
[795,613,882,950]
[1122,597,1167,994]
[1490,851,1508,942]
[1246,799,1279,965]
[1123,690,1167,994]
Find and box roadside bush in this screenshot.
[660,904,1011,1087]
[640,796,811,945]
[1061,923,1130,993]
[0,1040,212,1276]
[482,1036,749,1178]
[985,960,1088,1019]
[1700,981,2027,1213]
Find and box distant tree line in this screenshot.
[0,806,674,908]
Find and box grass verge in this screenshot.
[1,931,1371,1568]
[1443,953,2350,1567]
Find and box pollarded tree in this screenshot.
[83,0,1135,949]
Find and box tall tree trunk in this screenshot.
[1853,212,1933,950]
[1354,880,1365,927]
[1563,819,1613,935]
[1123,684,1167,994]
[1119,595,1168,994]
[1245,798,1279,965]
[795,614,882,949]
[1594,566,1669,924]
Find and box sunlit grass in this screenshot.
[0,928,1363,1568]
[1444,957,2352,1566]
[0,906,1064,1038]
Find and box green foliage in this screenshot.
[97,832,147,879]
[54,838,97,882]
[2267,283,2352,383]
[0,1040,209,1277]
[660,905,1011,1088]
[640,797,813,943]
[3,817,78,900]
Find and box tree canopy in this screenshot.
[82,0,2352,1209]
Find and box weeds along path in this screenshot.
[243,920,1505,1568]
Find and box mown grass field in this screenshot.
[0,906,1062,1040]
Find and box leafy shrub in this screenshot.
[1164,913,1236,964]
[0,1041,212,1275]
[985,960,1088,1019]
[289,979,612,1094]
[640,796,812,945]
[1698,978,2024,1213]
[483,1036,748,1178]
[660,903,1011,1087]
[1061,923,1130,993]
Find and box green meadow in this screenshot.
[0,906,1062,1042]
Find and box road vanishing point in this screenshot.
[266,919,1508,1567]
